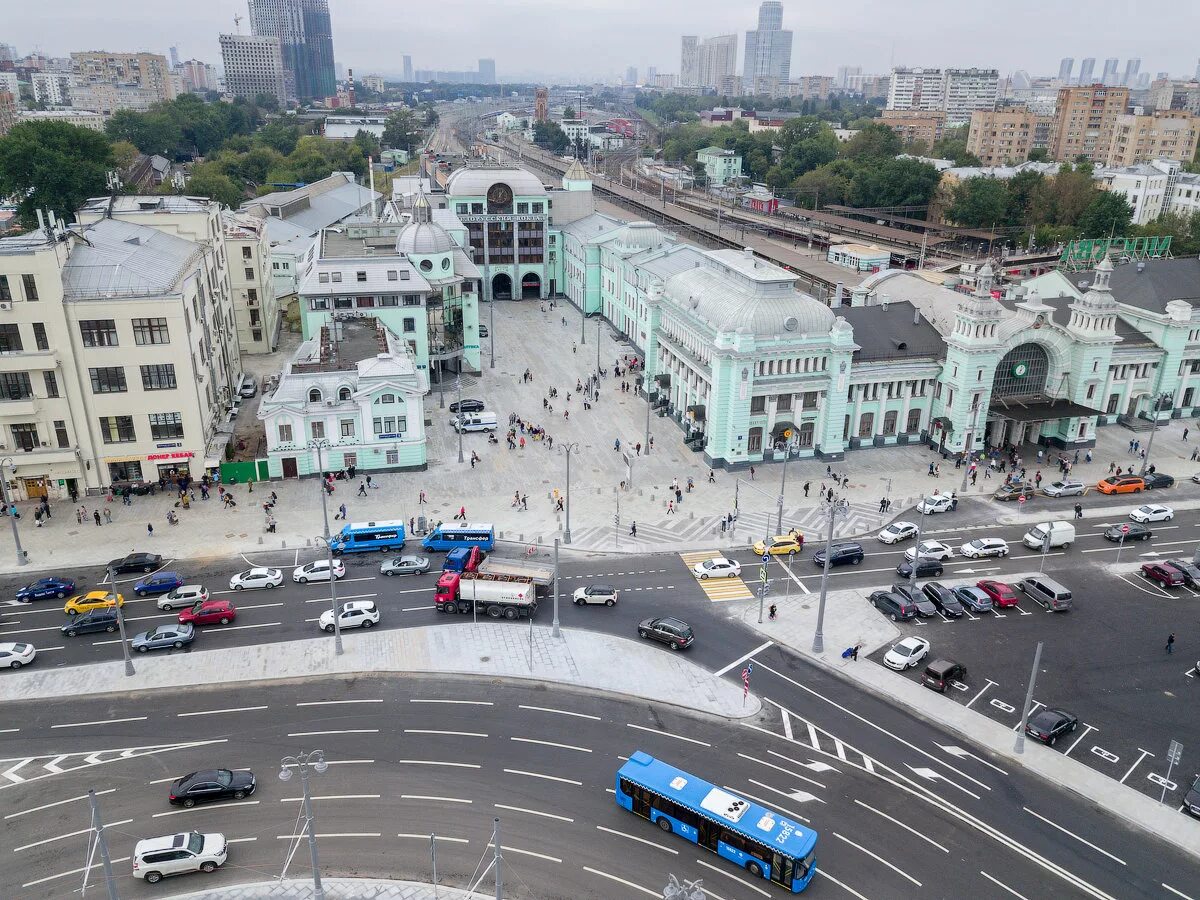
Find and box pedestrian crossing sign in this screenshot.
[759,566,768,583]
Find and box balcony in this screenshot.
[0,349,57,372]
[0,398,38,418]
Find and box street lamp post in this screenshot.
[552,537,561,639]
[308,441,343,656]
[595,318,601,378]
[0,457,27,565]
[455,376,464,464]
[644,378,652,457]
[279,750,329,900]
[87,789,120,900]
[1140,392,1168,476]
[777,438,795,534]
[108,564,135,677]
[1014,643,1044,754]
[959,402,983,495]
[811,499,850,654]
[488,289,495,370]
[560,442,578,544]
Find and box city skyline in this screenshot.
[5,0,1200,83]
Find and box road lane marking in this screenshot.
[277,832,380,838]
[281,794,379,802]
[397,760,481,769]
[518,704,601,720]
[582,865,661,897]
[13,818,132,852]
[712,640,774,677]
[153,801,260,817]
[595,824,678,854]
[1163,883,1197,900]
[410,699,493,705]
[494,803,574,822]
[626,723,711,747]
[296,699,384,706]
[511,736,591,753]
[22,856,130,888]
[853,799,949,852]
[404,729,488,738]
[502,768,581,785]
[282,759,374,767]
[51,716,147,728]
[1120,748,1154,783]
[833,832,921,887]
[286,729,379,737]
[199,621,284,632]
[981,870,1031,899]
[1022,807,1125,865]
[304,592,377,604]
[5,788,116,819]
[694,858,771,896]
[488,842,561,863]
[176,706,268,717]
[740,750,826,789]
[399,833,469,843]
[401,795,471,803]
[815,868,870,900]
[780,708,793,741]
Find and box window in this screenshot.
[10,423,38,451]
[248,288,258,302]
[132,318,169,345]
[310,298,330,310]
[0,324,22,352]
[748,426,763,452]
[319,272,329,283]
[308,388,323,403]
[90,367,127,393]
[273,262,280,270]
[373,416,407,435]
[532,203,543,213]
[277,423,293,443]
[456,203,468,214]
[379,393,395,404]
[338,387,352,401]
[386,448,399,465]
[331,272,342,282]
[141,364,176,390]
[0,276,9,302]
[517,202,528,214]
[403,317,416,333]
[379,295,398,307]
[32,322,48,351]
[776,394,792,412]
[750,396,766,414]
[883,410,898,435]
[79,320,117,347]
[98,416,135,443]
[334,297,353,309]
[21,274,37,301]
[0,372,31,400]
[43,371,58,398]
[252,329,263,342]
[54,420,69,448]
[148,412,184,440]
[242,246,252,260]
[1086,383,1096,400]
[858,412,874,437]
[356,271,368,282]
[387,270,398,281]
[340,419,355,437]
[906,408,922,432]
[311,421,325,439]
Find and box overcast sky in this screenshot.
[8,0,1200,83]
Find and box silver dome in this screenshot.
[396,221,456,255]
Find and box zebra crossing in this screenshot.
[678,551,755,602]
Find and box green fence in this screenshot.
[220,459,270,483]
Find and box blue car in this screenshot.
[16,577,76,602]
[133,571,184,597]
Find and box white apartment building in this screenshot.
[1094,161,1175,225]
[219,33,288,103]
[17,110,105,131]
[698,35,738,91]
[0,212,241,499]
[224,213,281,353]
[31,72,71,106]
[943,68,1000,126]
[0,72,19,97]
[887,68,946,112]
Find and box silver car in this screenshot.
[380,555,429,576]
[131,623,195,652]
[1043,480,1085,497]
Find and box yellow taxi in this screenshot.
[64,591,125,616]
[752,533,805,557]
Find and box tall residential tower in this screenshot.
[247,0,335,101]
[743,1,792,87]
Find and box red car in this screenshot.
[976,579,1020,608]
[178,599,237,626]
[1141,561,1185,587]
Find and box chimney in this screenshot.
[742,247,753,260]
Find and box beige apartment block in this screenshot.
[224,213,281,353]
[1050,84,1130,163]
[880,109,946,146]
[1105,110,1200,167]
[967,108,1055,165]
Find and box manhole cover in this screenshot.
[479,655,491,663]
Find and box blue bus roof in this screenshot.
[340,520,407,532]
[619,751,816,858]
[430,523,493,532]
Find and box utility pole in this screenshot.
[456,376,465,463]
[552,538,561,638]
[0,458,27,565]
[1014,642,1044,754]
[88,789,120,900]
[777,435,793,533]
[1140,391,1166,476]
[109,564,135,677]
[812,499,849,653]
[492,818,503,900]
[310,442,343,655]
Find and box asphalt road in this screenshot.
[2,676,1197,900]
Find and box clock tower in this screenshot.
[936,264,1004,454]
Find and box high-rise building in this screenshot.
[943,68,999,126]
[693,35,737,90]
[1101,57,1119,86]
[625,66,638,86]
[0,91,17,137]
[743,1,792,83]
[179,59,216,93]
[680,36,699,88]
[69,51,175,113]
[879,109,946,145]
[31,72,72,106]
[1195,59,1200,82]
[886,67,945,112]
[169,46,180,69]
[1051,84,1130,162]
[219,34,287,103]
[1122,58,1141,87]
[247,0,336,101]
[1079,58,1096,84]
[1058,57,1074,83]
[0,44,16,65]
[478,58,496,84]
[647,66,657,84]
[836,65,861,89]
[402,56,413,82]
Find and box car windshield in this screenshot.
[187,832,205,854]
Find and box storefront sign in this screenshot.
[147,451,195,461]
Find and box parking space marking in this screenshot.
[965,680,996,709]
[1119,748,1154,783]
[1162,884,1197,900]
[1090,746,1120,765]
[1117,573,1174,598]
[1021,807,1126,865]
[1010,700,1043,730]
[1063,724,1095,756]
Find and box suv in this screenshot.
[133,831,227,883]
[868,590,917,621]
[812,542,865,567]
[61,609,119,637]
[638,616,694,650]
[895,557,944,579]
[922,659,967,693]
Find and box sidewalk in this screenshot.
[0,623,758,718]
[172,878,478,899]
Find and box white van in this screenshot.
[451,412,498,433]
[1022,520,1075,550]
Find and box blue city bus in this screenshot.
[616,751,817,892]
[420,523,495,553]
[328,520,407,554]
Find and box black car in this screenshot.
[921,582,965,617]
[1025,707,1079,746]
[638,616,694,650]
[1143,472,1175,489]
[107,552,164,574]
[895,557,944,579]
[812,542,864,567]
[892,583,938,617]
[951,585,994,613]
[1102,523,1152,542]
[868,590,917,621]
[1183,774,1200,818]
[922,659,968,693]
[1167,559,1200,588]
[449,398,485,413]
[110,479,157,496]
[61,609,119,637]
[169,769,257,807]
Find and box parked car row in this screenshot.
[868,573,1074,622]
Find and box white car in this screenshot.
[904,540,954,561]
[228,568,283,591]
[0,641,36,669]
[318,599,379,632]
[573,584,619,605]
[692,557,742,579]
[960,537,1010,559]
[883,636,931,671]
[133,831,227,883]
[157,584,209,610]
[878,521,918,544]
[293,559,346,583]
[1130,504,1173,523]
[1043,480,1085,498]
[916,495,955,514]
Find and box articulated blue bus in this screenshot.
[616,751,817,893]
[329,520,407,554]
[420,523,495,553]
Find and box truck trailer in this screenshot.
[435,572,537,619]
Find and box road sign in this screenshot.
[761,552,771,563]
[758,566,768,583]
[782,429,792,439]
[1018,495,1026,505]
[1168,739,1183,765]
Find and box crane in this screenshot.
[233,13,243,34]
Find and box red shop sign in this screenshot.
[146,451,195,461]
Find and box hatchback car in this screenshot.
[108,552,164,574]
[812,542,865,567]
[868,590,917,621]
[638,616,694,650]
[573,583,618,605]
[992,484,1029,502]
[1143,471,1175,490]
[293,559,346,583]
[1167,559,1200,589]
[692,557,741,579]
[1130,504,1173,523]
[1142,561,1186,587]
[64,590,124,616]
[131,623,195,652]
[904,540,953,562]
[134,571,184,597]
[61,609,119,637]
[753,534,804,557]
[380,555,429,576]
[976,579,1020,607]
[951,585,994,613]
[1097,475,1145,494]
[922,659,968,693]
[132,831,227,883]
[16,576,75,602]
[960,537,1009,559]
[883,636,931,671]
[238,375,258,399]
[229,567,283,590]
[892,583,938,617]
[1025,708,1079,746]
[1103,523,1153,542]
[895,557,943,579]
[448,398,486,413]
[877,521,918,544]
[178,600,236,626]
[169,769,256,808]
[921,582,964,617]
[1042,480,1085,498]
[916,494,955,514]
[318,599,378,632]
[0,642,36,669]
[158,585,209,611]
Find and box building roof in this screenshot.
[395,194,457,255]
[945,161,1063,181]
[444,167,547,197]
[62,218,203,300]
[300,255,431,297]
[636,244,708,280]
[241,173,379,236]
[599,221,668,255]
[79,195,212,216]
[841,301,945,362]
[560,211,624,242]
[830,242,890,258]
[698,146,738,157]
[563,158,589,182]
[1077,257,1200,313]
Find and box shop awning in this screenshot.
[931,416,953,432]
[687,404,706,422]
[989,396,1104,423]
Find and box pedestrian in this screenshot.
[419,490,428,504]
[409,517,415,533]
[971,470,978,485]
[934,463,941,477]
[1085,449,1093,463]
[1192,447,1200,462]
[768,604,777,620]
[455,505,466,521]
[556,497,564,512]
[635,442,642,456]
[709,469,716,484]
[94,510,102,526]
[520,436,526,450]
[1074,503,1083,519]
[614,438,621,451]
[667,500,675,514]
[750,466,756,480]
[649,436,654,450]
[103,507,112,524]
[366,474,374,489]
[358,480,367,496]
[630,521,637,537]
[1186,428,1191,443]
[851,643,861,661]
[573,342,577,353]
[248,479,254,494]
[76,508,83,524]
[803,482,810,498]
[521,494,528,510]
[1109,460,1117,473]
[147,522,154,538]
[336,503,347,520]
[1167,632,1176,654]
[928,462,935,476]
[879,498,887,513]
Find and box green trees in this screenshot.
[381,110,421,151]
[1076,191,1133,237]
[848,157,942,208]
[183,164,245,209]
[947,178,1009,227]
[533,121,570,155]
[103,95,267,159]
[0,121,113,226]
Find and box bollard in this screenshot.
[257,535,263,544]
[281,540,287,549]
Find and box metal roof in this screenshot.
[62,219,203,300]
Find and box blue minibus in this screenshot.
[420,523,495,552]
[328,520,406,554]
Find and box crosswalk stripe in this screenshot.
[678,552,756,601]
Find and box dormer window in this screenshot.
[308,388,323,403]
[356,271,367,282]
[387,270,398,281]
[338,386,352,401]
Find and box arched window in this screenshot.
[308,388,322,403]
[338,387,352,401]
